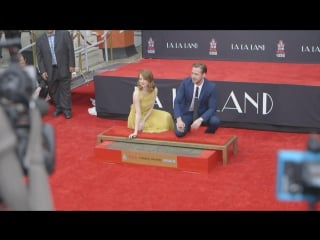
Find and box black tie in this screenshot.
[193,86,199,121]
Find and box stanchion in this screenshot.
[77,31,83,74]
[30,31,37,67]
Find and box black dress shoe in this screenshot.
[64,111,72,119]
[53,109,62,117]
[205,127,217,134]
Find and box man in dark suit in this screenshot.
[173,62,220,137]
[36,30,75,119]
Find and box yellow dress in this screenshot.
[127,87,174,133]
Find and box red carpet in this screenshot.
[98,58,320,86]
[41,80,319,211]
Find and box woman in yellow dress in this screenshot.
[127,69,174,139]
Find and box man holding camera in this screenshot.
[0,55,54,210]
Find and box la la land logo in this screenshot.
[209,38,217,56]
[276,40,285,58]
[301,45,320,53]
[147,37,155,54]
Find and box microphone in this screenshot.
[30,98,49,117]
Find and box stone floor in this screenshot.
[107,141,202,156]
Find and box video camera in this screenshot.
[0,40,55,176]
[276,134,320,203]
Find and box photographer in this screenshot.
[17,52,49,100]
[0,106,29,210]
[0,44,55,210]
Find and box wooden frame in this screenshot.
[97,131,238,165]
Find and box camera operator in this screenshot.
[0,106,29,210]
[0,40,55,210]
[277,134,320,210]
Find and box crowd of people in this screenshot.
[0,31,58,210]
[1,30,75,119]
[2,30,221,142]
[2,30,221,137]
[0,30,75,210]
[0,30,221,210]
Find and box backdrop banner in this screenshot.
[94,76,320,132]
[142,30,320,63]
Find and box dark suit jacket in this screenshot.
[173,77,218,122]
[36,30,75,80]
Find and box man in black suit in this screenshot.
[36,30,75,119]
